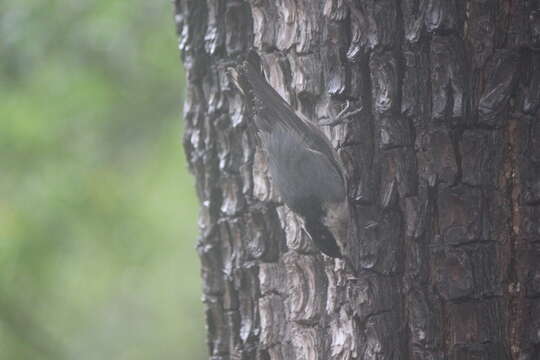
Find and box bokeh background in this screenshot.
[0,1,205,359]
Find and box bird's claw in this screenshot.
[320,100,363,127]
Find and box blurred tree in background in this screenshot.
[0,1,204,359]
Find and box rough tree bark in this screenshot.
[174,1,540,359]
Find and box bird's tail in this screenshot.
[228,52,300,134]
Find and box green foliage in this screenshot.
[0,1,204,358]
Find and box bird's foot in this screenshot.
[320,100,363,127]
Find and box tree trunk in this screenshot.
[174,1,540,359]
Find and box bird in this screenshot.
[228,55,357,258]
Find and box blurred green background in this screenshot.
[0,1,204,359]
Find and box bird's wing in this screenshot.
[232,58,343,182]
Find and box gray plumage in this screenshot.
[263,125,345,209]
[229,56,349,258]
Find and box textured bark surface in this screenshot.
[174,1,540,359]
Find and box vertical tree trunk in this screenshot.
[174,1,540,359]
